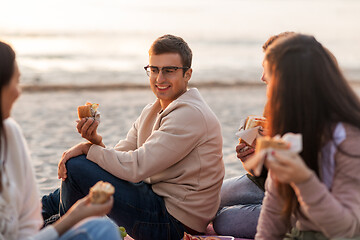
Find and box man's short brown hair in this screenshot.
[149,34,192,68]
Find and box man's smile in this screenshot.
[156,85,171,90]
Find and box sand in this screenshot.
[12,84,360,195]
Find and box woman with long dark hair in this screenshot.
[0,40,121,240]
[255,34,360,239]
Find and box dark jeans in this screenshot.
[42,155,185,240]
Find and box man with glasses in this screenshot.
[42,34,225,240]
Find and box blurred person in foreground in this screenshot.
[0,41,120,240]
[42,34,225,240]
[213,32,294,239]
[255,34,360,239]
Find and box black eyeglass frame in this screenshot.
[144,65,190,77]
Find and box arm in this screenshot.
[255,172,289,239]
[52,196,113,236]
[28,196,114,240]
[58,116,141,180]
[8,120,44,239]
[291,134,360,238]
[87,105,206,183]
[113,117,139,151]
[17,163,43,238]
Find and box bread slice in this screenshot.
[244,115,267,130]
[77,105,92,119]
[89,181,115,204]
[238,116,267,150]
[255,136,289,153]
[77,102,99,119]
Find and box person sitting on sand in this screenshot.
[255,34,360,239]
[0,41,120,240]
[42,34,225,240]
[213,32,294,239]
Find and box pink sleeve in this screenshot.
[255,173,289,240]
[291,132,360,238]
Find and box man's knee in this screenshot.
[65,154,88,176]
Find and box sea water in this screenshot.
[1,0,360,88]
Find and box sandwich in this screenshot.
[77,102,100,120]
[238,116,267,152]
[89,181,115,204]
[255,136,289,153]
[243,136,290,176]
[244,115,267,131]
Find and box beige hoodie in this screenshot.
[87,88,225,232]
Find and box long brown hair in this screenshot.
[0,41,16,192]
[264,34,360,219]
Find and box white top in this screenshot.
[0,118,58,240]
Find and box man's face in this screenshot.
[148,53,192,109]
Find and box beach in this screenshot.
[12,84,360,195]
[13,85,266,195]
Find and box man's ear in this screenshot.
[185,68,192,82]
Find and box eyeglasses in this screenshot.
[144,65,189,78]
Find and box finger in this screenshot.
[266,160,287,176]
[271,150,297,166]
[77,118,87,133]
[236,143,247,153]
[87,120,99,136]
[58,162,67,180]
[81,118,94,136]
[237,148,255,161]
[101,196,114,214]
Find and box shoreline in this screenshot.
[20,81,360,92]
[20,82,266,92]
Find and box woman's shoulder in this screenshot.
[3,118,22,136]
[342,122,360,135]
[336,122,360,156]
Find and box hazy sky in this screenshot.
[2,0,360,40]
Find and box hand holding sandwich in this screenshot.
[76,118,104,147]
[266,150,312,185]
[236,142,255,162]
[53,193,113,236]
[76,102,105,147]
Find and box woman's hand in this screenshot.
[66,195,113,221]
[265,150,312,184]
[53,195,114,236]
[58,142,92,180]
[236,143,255,162]
[236,142,256,174]
[77,118,104,147]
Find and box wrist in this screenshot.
[93,135,103,145]
[293,169,313,185]
[82,142,92,155]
